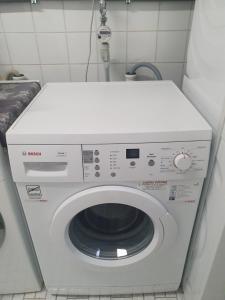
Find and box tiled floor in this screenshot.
[0,289,184,300]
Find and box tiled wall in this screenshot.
[0,0,194,87]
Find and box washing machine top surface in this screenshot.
[7,81,211,145]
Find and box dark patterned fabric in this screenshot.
[0,82,41,147]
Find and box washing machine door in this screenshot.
[50,186,177,266]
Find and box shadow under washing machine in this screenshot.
[7,81,211,295]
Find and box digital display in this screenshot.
[126,149,140,159]
[83,150,93,163]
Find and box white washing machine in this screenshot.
[0,145,42,294]
[7,81,211,295]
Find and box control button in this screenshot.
[148,159,155,167]
[130,161,136,166]
[111,172,116,177]
[95,157,100,163]
[95,172,100,177]
[95,165,100,170]
[94,150,99,156]
[174,153,192,171]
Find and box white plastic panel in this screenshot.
[82,141,211,182]
[8,145,83,183]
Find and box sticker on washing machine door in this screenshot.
[139,181,167,191]
[169,184,196,202]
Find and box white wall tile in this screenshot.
[155,62,184,87]
[0,0,190,86]
[98,32,126,63]
[0,3,34,32]
[70,63,98,82]
[127,31,157,62]
[188,8,194,30]
[156,31,188,62]
[0,19,4,33]
[103,1,127,32]
[0,33,11,64]
[159,1,192,31]
[37,33,68,64]
[64,0,96,32]
[99,63,125,81]
[32,0,65,33]
[42,65,70,83]
[6,33,39,64]
[128,1,159,31]
[67,32,98,63]
[12,64,42,83]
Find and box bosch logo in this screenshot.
[28,152,42,156]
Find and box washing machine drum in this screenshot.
[69,203,154,260]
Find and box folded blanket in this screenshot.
[0,82,41,147]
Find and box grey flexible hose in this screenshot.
[127,62,163,80]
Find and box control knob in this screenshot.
[174,153,192,171]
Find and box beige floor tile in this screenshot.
[24,293,36,299]
[143,295,154,300]
[1,296,13,300]
[12,295,24,300]
[155,298,176,300]
[46,294,56,300]
[132,295,144,300]
[35,290,47,299]
[155,294,166,298]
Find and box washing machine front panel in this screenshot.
[15,179,201,294]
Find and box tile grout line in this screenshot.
[154,1,161,63]
[0,11,13,70]
[181,1,193,85]
[62,0,72,82]
[93,0,98,82]
[30,1,44,85]
[125,0,128,73]
[2,29,190,34]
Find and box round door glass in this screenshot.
[68,203,154,260]
[0,214,5,248]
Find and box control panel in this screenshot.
[8,141,211,183]
[82,141,210,182]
